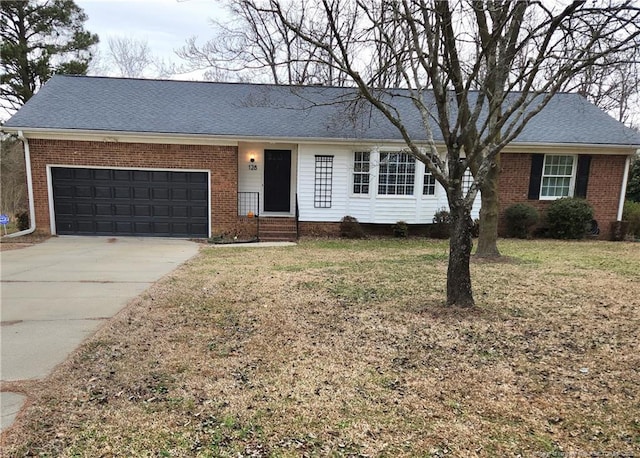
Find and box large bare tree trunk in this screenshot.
[475,156,501,257]
[447,202,475,307]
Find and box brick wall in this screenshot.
[498,153,627,239]
[28,139,238,235]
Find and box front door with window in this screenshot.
[264,149,291,212]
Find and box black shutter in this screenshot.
[575,155,591,198]
[528,154,544,200]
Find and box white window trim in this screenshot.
[377,150,417,197]
[539,154,578,201]
[351,150,371,197]
[46,164,212,237]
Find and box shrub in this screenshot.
[15,210,29,231]
[504,203,539,239]
[623,200,640,238]
[340,215,366,239]
[392,221,408,238]
[546,198,593,239]
[430,208,451,239]
[432,208,451,224]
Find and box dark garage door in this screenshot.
[52,167,208,237]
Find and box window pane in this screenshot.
[540,155,575,198]
[378,152,416,195]
[353,152,370,195]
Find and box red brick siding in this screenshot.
[28,139,238,235]
[498,153,626,239]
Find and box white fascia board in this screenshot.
[3,127,639,153]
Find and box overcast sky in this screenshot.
[76,0,226,76]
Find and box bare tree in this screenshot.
[89,36,177,79]
[261,0,639,307]
[567,46,640,128]
[177,0,356,85]
[0,135,27,216]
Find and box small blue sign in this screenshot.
[0,214,9,225]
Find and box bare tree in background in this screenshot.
[90,36,176,79]
[0,135,27,216]
[567,45,640,128]
[177,0,356,85]
[259,0,639,307]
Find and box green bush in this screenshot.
[546,198,593,239]
[340,215,366,239]
[430,209,451,239]
[392,221,408,238]
[623,200,640,238]
[504,203,539,239]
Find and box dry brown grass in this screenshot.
[2,238,639,457]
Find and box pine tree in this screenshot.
[1,0,99,112]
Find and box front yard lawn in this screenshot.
[2,239,639,457]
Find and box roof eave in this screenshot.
[2,126,639,151]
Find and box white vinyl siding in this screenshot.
[296,145,481,224]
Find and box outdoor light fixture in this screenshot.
[250,157,255,163]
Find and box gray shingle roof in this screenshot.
[4,75,640,146]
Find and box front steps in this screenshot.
[258,217,298,242]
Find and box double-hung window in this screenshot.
[378,152,416,195]
[353,152,370,195]
[423,168,436,195]
[540,155,576,199]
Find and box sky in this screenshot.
[76,0,227,77]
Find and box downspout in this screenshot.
[616,154,632,221]
[4,130,36,237]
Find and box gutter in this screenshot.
[3,126,640,151]
[617,155,631,221]
[4,130,36,238]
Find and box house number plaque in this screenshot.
[249,164,258,171]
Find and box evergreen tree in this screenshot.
[1,0,98,113]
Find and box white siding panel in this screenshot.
[238,142,297,214]
[296,144,481,223]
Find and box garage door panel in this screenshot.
[54,185,74,198]
[191,206,208,218]
[95,204,112,215]
[133,205,151,217]
[95,221,114,233]
[153,206,170,217]
[75,203,93,216]
[113,170,130,180]
[152,171,169,181]
[115,221,133,233]
[133,171,150,181]
[94,169,112,180]
[172,188,188,200]
[114,205,131,216]
[172,172,188,182]
[190,173,207,183]
[95,187,111,199]
[55,202,74,216]
[52,167,208,237]
[173,206,188,218]
[74,186,93,198]
[152,188,170,200]
[133,187,150,199]
[114,187,131,198]
[191,189,207,201]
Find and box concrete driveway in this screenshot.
[0,236,200,432]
